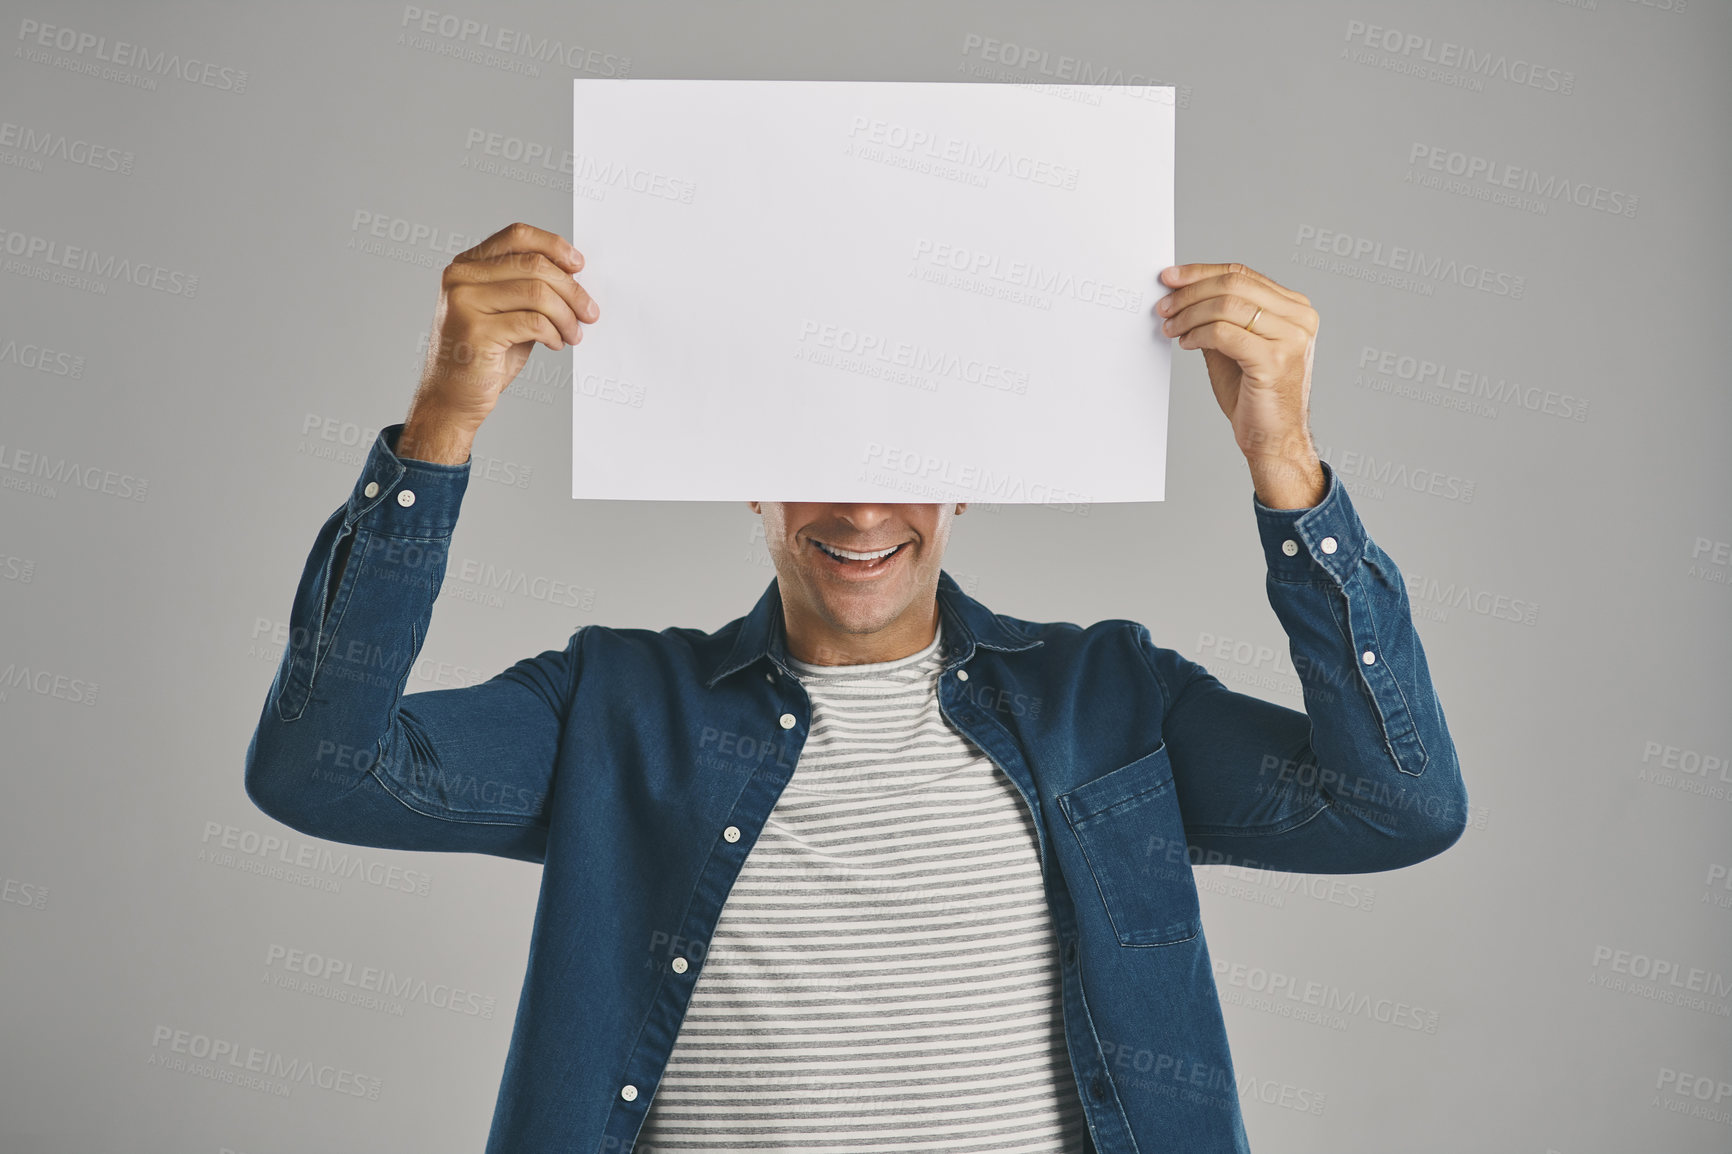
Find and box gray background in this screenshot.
[2,1,1729,1152]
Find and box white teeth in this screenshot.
[817,541,901,562]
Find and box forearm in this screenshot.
[245,426,471,830]
[1155,459,1469,873]
[244,423,571,862]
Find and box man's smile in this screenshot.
[809,537,910,574]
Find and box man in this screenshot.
[245,221,1467,1154]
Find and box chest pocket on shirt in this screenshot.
[1057,742,1200,947]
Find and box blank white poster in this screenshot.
[569,78,1175,504]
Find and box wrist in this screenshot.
[1248,451,1326,510]
[397,407,477,466]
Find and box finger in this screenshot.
[1173,318,1278,365]
[1161,262,1307,303]
[1156,270,1314,334]
[451,276,586,347]
[454,221,584,274]
[1165,295,1306,343]
[451,252,600,326]
[1158,266,1308,318]
[496,309,567,354]
[448,252,599,331]
[1157,278,1309,332]
[1161,262,1310,306]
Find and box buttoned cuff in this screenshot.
[343,422,470,538]
[1253,458,1367,584]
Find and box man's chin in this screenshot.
[809,589,903,634]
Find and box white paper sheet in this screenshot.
[569,79,1174,504]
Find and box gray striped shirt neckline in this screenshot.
[784,619,946,680]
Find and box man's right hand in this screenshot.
[399,221,600,464]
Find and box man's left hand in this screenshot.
[1156,262,1326,508]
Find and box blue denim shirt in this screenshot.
[245,423,1467,1154]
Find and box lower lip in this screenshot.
[813,541,907,579]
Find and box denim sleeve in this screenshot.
[243,423,576,863]
[1138,459,1469,874]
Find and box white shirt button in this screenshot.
[1362,649,1376,665]
[765,671,774,682]
[620,1084,638,1102]
[1320,536,1337,554]
[956,669,969,681]
[396,488,416,508]
[671,956,689,974]
[779,713,796,729]
[363,481,379,498]
[723,825,741,843]
[1281,539,1298,556]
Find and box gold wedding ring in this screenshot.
[1244,306,1263,334]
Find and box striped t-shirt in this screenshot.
[635,620,1088,1152]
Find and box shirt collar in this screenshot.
[704,568,1043,688]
